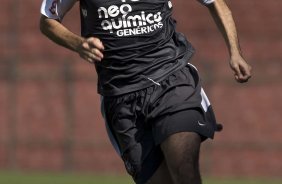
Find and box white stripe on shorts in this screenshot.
[200,88,211,112]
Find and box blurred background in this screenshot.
[0,0,281,183]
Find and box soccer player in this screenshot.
[40,0,252,183]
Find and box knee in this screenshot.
[170,158,201,184]
[167,158,201,184]
[161,132,202,183]
[170,153,199,176]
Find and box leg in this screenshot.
[161,132,202,184]
[146,161,174,184]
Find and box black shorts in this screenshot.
[101,64,217,184]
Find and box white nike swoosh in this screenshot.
[198,121,206,126]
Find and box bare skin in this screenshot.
[40,16,104,63]
[208,0,252,83]
[162,132,202,184]
[147,132,202,184]
[40,0,252,183]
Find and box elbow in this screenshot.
[39,15,58,36]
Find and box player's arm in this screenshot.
[39,0,104,62]
[199,0,252,83]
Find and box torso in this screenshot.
[80,0,195,96]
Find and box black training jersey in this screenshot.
[41,0,216,96]
[80,0,194,96]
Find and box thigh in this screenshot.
[102,92,164,184]
[160,132,202,184]
[161,131,201,172]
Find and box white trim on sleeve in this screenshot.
[40,0,77,21]
[198,0,215,6]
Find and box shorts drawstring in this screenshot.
[147,77,161,86]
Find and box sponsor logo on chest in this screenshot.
[95,0,171,37]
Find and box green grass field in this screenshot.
[0,171,281,184]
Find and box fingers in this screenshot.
[233,64,243,81]
[79,49,102,63]
[230,55,252,83]
[78,37,104,63]
[87,37,104,51]
[233,63,252,83]
[239,64,252,81]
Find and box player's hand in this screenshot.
[229,54,252,83]
[77,37,104,63]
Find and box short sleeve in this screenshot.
[198,0,215,6]
[40,0,77,21]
